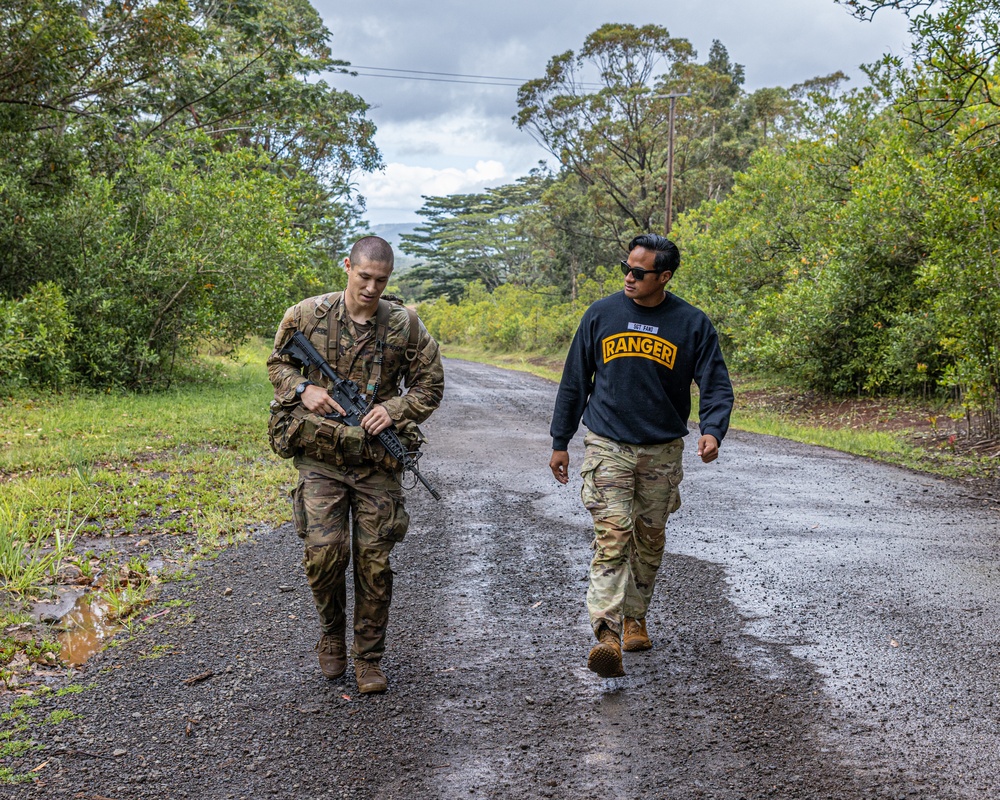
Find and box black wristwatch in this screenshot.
[295,380,314,397]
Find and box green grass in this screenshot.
[731,408,992,480]
[0,340,296,685]
[44,709,79,725]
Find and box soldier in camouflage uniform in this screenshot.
[548,234,733,679]
[268,236,444,694]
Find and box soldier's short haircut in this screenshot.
[350,236,394,268]
[628,233,680,274]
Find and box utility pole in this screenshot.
[655,92,689,236]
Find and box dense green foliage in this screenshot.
[0,0,376,389]
[407,7,1000,437]
[677,0,1000,434]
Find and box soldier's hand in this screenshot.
[301,384,345,417]
[549,450,570,484]
[697,434,719,464]
[361,404,393,436]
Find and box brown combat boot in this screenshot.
[622,617,652,652]
[587,625,625,678]
[355,660,388,694]
[316,633,347,680]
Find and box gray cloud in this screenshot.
[319,0,909,120]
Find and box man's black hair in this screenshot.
[350,235,394,268]
[628,233,680,274]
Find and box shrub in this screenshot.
[0,282,73,389]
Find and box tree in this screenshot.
[838,0,1000,429]
[400,177,546,302]
[515,23,697,247]
[0,0,380,387]
[514,24,812,253]
[518,169,609,300]
[846,0,1000,139]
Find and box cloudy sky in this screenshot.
[312,0,912,225]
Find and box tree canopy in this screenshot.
[1,0,379,389]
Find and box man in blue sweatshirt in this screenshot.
[548,233,734,678]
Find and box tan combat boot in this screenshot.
[622,617,652,652]
[587,625,625,678]
[355,660,388,694]
[316,633,347,680]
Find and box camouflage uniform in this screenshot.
[581,432,684,635]
[267,292,444,663]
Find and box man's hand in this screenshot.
[697,434,719,464]
[300,385,391,435]
[360,404,393,436]
[300,384,345,417]
[549,450,570,484]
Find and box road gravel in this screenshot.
[7,358,1000,799]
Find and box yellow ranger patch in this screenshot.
[602,333,677,369]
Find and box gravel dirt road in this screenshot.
[9,358,1000,800]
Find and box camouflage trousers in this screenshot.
[291,466,410,662]
[580,431,684,636]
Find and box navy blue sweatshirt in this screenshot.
[550,291,734,450]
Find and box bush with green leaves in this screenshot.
[674,92,946,397]
[54,139,321,388]
[0,282,73,389]
[420,267,619,354]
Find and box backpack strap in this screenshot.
[300,292,339,341]
[403,306,420,363]
[381,293,420,361]
[289,292,339,381]
[367,300,421,399]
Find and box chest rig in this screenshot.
[298,292,419,401]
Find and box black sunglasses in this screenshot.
[620,261,666,281]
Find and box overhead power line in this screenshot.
[344,64,605,91]
[351,72,526,88]
[351,65,534,82]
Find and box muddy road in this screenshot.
[12,359,1000,799]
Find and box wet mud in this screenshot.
[8,358,999,799]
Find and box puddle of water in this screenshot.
[57,594,119,667]
[36,555,166,667]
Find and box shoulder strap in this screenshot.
[404,306,420,362]
[326,293,344,370]
[299,292,340,342]
[373,299,420,362]
[375,298,392,341]
[289,293,340,379]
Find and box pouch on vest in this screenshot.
[268,402,309,459]
[376,419,427,473]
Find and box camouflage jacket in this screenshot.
[267,292,444,473]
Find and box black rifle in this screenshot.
[280,330,441,500]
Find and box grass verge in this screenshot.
[441,345,566,384]
[0,340,295,704]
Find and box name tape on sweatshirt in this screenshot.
[602,332,677,368]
